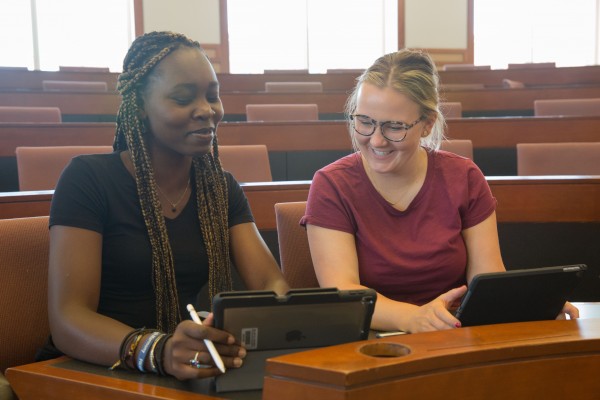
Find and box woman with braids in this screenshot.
[45,31,289,380]
[301,49,578,334]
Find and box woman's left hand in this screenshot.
[556,301,579,320]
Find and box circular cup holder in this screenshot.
[359,343,411,358]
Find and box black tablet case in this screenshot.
[455,264,587,327]
[211,287,376,392]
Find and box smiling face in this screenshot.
[140,46,224,158]
[353,82,432,175]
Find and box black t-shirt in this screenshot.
[50,151,254,328]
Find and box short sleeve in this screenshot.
[300,169,356,234]
[225,172,255,227]
[461,163,497,229]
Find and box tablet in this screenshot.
[455,264,587,327]
[211,287,377,392]
[213,287,376,350]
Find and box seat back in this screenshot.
[440,102,462,118]
[0,106,62,123]
[246,104,319,122]
[16,145,113,191]
[502,79,525,89]
[533,98,600,117]
[274,201,319,289]
[0,216,50,375]
[265,81,323,93]
[42,80,108,92]
[218,145,272,182]
[516,142,600,175]
[440,139,473,159]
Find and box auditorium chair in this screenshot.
[0,216,50,400]
[441,83,486,91]
[265,81,323,93]
[274,201,319,288]
[442,64,491,71]
[58,66,110,72]
[15,145,113,191]
[533,98,600,117]
[440,102,462,118]
[218,145,272,182]
[42,80,108,92]
[245,104,319,122]
[0,106,62,123]
[326,68,364,74]
[440,139,473,159]
[516,142,600,175]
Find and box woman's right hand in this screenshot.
[163,320,246,380]
[406,286,467,333]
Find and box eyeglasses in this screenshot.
[349,114,425,142]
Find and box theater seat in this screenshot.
[440,102,462,119]
[263,69,309,74]
[274,201,319,289]
[533,98,600,117]
[0,216,50,378]
[516,142,600,175]
[246,104,319,122]
[265,82,323,93]
[0,106,62,123]
[42,80,108,92]
[16,145,113,191]
[440,139,473,159]
[218,145,272,182]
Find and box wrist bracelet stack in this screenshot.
[110,328,172,376]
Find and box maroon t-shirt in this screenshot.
[301,150,496,306]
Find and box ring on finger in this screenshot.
[189,352,201,368]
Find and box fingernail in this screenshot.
[455,322,462,328]
[238,348,247,358]
[233,357,243,368]
[227,335,235,344]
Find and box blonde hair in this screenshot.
[114,31,231,332]
[345,49,445,150]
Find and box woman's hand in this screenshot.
[407,286,467,333]
[162,320,246,380]
[556,301,580,320]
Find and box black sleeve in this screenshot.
[225,172,255,227]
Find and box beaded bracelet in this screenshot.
[136,331,162,372]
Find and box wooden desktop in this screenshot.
[6,307,600,400]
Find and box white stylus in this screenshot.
[186,304,226,373]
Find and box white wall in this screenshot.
[142,0,221,44]
[404,0,468,49]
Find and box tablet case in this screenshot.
[455,264,587,327]
[211,287,377,392]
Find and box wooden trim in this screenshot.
[219,0,230,73]
[466,0,474,64]
[133,0,144,37]
[397,0,405,49]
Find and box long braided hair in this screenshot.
[114,31,232,333]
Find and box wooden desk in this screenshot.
[3,66,600,92]
[5,357,255,400]
[1,177,600,226]
[6,317,600,400]
[3,84,600,120]
[263,318,600,400]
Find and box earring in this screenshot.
[422,130,429,138]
